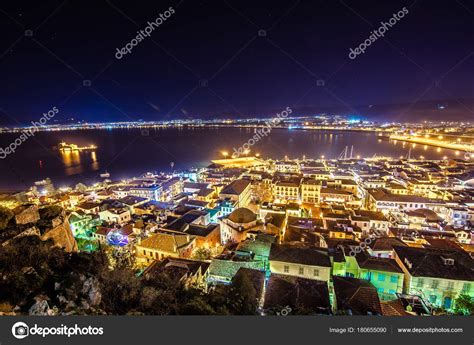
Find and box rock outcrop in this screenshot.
[41,217,78,252]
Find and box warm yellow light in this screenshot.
[221,151,228,157]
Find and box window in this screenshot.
[378,273,386,282]
[299,267,304,275]
[417,278,424,288]
[389,289,396,294]
[284,265,289,273]
[447,281,454,291]
[462,283,471,293]
[431,279,439,289]
[390,275,398,283]
[429,295,437,304]
[377,287,384,293]
[313,269,319,277]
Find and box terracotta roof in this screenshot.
[333,276,382,315]
[269,243,331,267]
[369,237,408,251]
[355,252,403,273]
[220,179,250,195]
[138,231,194,254]
[76,202,99,210]
[228,207,257,224]
[263,273,330,314]
[394,246,474,280]
[144,257,210,280]
[381,299,412,316]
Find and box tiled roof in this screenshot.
[269,243,331,267]
[208,259,263,280]
[144,257,210,280]
[333,276,382,315]
[355,252,403,273]
[77,202,99,210]
[237,238,273,258]
[228,207,256,224]
[263,273,330,313]
[381,299,412,316]
[394,246,474,280]
[138,231,194,254]
[369,237,408,251]
[220,179,250,195]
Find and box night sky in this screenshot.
[0,0,473,125]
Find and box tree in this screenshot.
[192,248,212,260]
[253,182,273,203]
[453,294,474,316]
[100,268,141,314]
[232,272,258,315]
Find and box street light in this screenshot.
[221,151,228,158]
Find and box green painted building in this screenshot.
[394,246,474,311]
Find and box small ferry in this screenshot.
[58,142,97,152]
[100,171,110,178]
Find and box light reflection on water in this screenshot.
[0,128,465,189]
[59,150,100,176]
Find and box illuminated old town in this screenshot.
[1,126,473,315]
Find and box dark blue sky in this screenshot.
[0,0,473,125]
